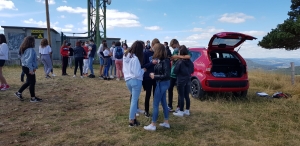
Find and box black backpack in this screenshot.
[115,47,123,59]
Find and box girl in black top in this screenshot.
[144,43,171,131]
[73,41,86,78]
[173,45,194,117]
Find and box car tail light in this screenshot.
[206,64,212,74]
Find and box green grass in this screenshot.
[0,67,299,145]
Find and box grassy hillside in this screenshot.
[0,67,299,146]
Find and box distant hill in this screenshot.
[245,58,300,75]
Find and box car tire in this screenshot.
[191,79,206,100]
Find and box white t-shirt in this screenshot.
[97,44,104,58]
[39,45,52,55]
[110,47,115,60]
[0,43,9,60]
[103,49,110,57]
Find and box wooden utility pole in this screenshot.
[45,0,51,45]
[291,62,295,85]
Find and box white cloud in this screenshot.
[145,26,162,31]
[0,11,44,17]
[240,30,266,36]
[191,28,203,32]
[238,42,300,58]
[56,6,86,13]
[57,6,141,29]
[0,26,3,31]
[35,0,55,5]
[218,13,254,23]
[187,27,225,40]
[60,15,65,18]
[179,40,202,48]
[187,33,212,40]
[65,24,73,29]
[164,13,167,16]
[107,9,138,19]
[62,0,67,3]
[164,36,170,40]
[0,0,17,11]
[22,18,72,32]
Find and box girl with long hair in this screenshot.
[15,36,41,102]
[123,41,146,127]
[39,38,53,78]
[0,34,10,90]
[144,43,171,131]
[141,38,160,117]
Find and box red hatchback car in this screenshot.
[189,32,256,99]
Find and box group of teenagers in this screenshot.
[124,38,194,131]
[59,39,128,81]
[0,33,195,132]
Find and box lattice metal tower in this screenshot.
[87,0,111,47]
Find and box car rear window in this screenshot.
[190,51,201,62]
[212,38,241,46]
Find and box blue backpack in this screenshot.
[115,46,123,59]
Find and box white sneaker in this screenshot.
[73,75,76,78]
[175,107,180,113]
[144,124,156,131]
[80,76,83,79]
[184,110,190,116]
[136,113,139,116]
[52,74,56,77]
[159,122,170,128]
[116,78,120,81]
[173,111,184,117]
[110,75,114,79]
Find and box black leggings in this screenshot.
[168,77,177,109]
[177,82,190,111]
[62,56,68,75]
[18,66,36,97]
[143,79,156,113]
[74,57,83,76]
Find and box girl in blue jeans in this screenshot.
[123,41,146,127]
[102,42,111,80]
[144,43,171,131]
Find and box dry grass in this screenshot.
[0,67,300,146]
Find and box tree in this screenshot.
[258,0,300,50]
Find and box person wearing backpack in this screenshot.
[113,41,124,81]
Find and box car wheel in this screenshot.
[190,79,206,100]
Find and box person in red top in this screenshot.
[60,40,69,75]
[82,41,90,76]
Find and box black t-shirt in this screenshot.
[69,47,74,56]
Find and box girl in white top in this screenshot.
[39,38,53,78]
[123,41,147,127]
[0,34,10,90]
[103,42,112,80]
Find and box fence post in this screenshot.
[291,62,295,85]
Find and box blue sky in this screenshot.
[0,0,299,58]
